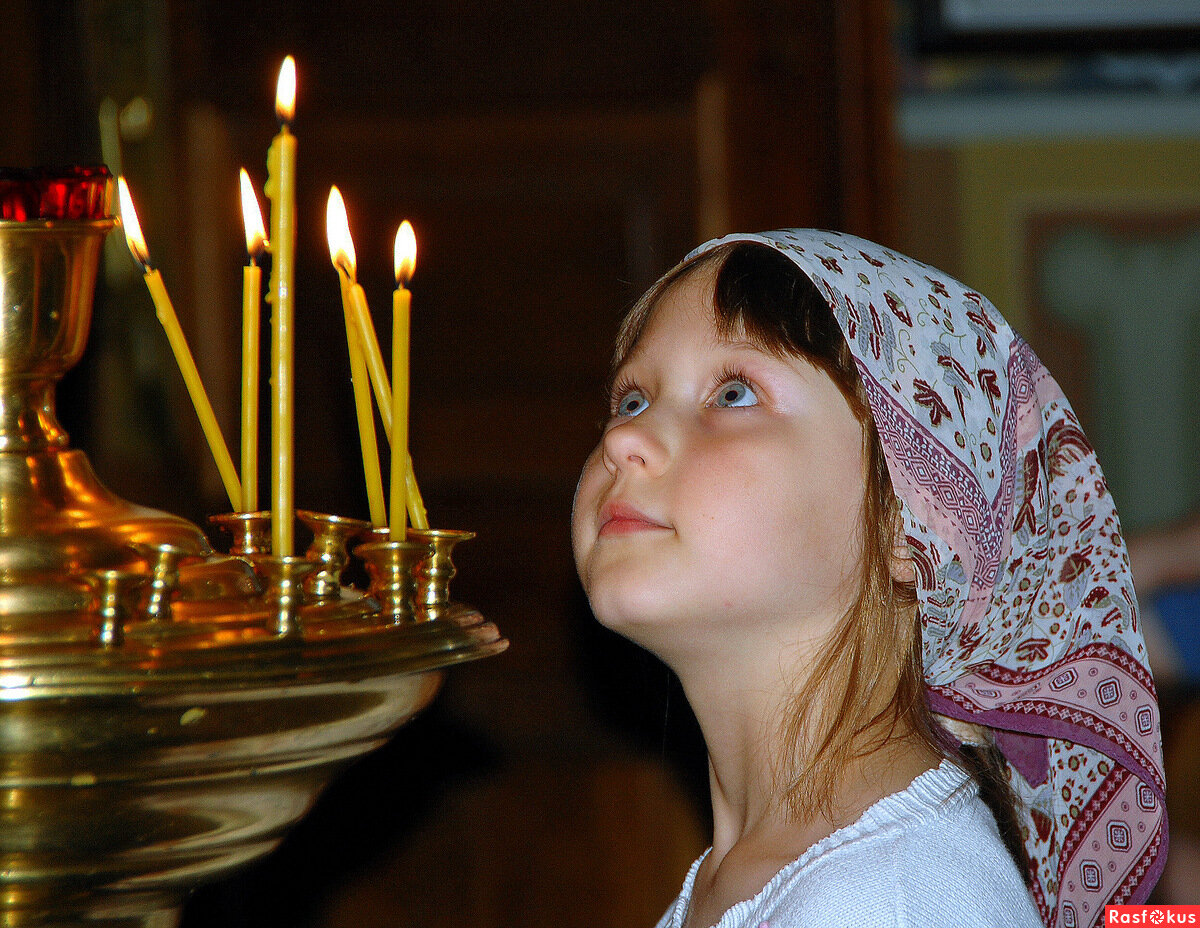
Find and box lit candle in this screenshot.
[265,54,297,555]
[316,192,392,435]
[238,168,267,513]
[117,177,243,512]
[326,187,386,527]
[391,221,417,538]
[345,280,427,526]
[322,195,392,439]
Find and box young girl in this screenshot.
[571,230,1166,928]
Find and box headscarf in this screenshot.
[689,230,1167,928]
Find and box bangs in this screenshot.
[612,242,870,423]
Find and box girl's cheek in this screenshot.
[570,456,606,575]
[570,470,586,525]
[571,447,604,527]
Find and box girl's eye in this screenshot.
[713,380,757,408]
[615,390,649,417]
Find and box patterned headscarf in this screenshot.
[689,230,1167,928]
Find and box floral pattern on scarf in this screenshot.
[690,230,1167,928]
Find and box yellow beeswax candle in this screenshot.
[334,297,425,528]
[406,452,429,530]
[240,263,261,512]
[117,178,243,512]
[239,168,267,513]
[326,187,386,526]
[343,287,424,527]
[346,282,393,438]
[332,283,425,528]
[341,271,387,527]
[390,221,416,539]
[265,55,297,555]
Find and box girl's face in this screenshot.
[571,268,870,663]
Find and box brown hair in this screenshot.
[613,243,1027,873]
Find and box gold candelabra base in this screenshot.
[0,217,506,927]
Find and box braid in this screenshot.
[956,740,1030,886]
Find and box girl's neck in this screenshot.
[682,733,940,928]
[671,647,800,843]
[673,650,808,859]
[674,652,941,916]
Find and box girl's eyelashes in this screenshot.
[609,375,649,418]
[616,390,649,417]
[607,366,761,417]
[710,367,759,408]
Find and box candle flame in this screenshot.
[116,176,151,269]
[394,221,416,285]
[325,185,357,277]
[239,168,267,258]
[275,56,296,123]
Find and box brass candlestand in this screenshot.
[0,218,506,927]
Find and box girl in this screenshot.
[571,230,1166,928]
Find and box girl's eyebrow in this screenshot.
[711,337,779,358]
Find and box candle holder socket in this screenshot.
[209,510,274,556]
[251,555,318,637]
[132,542,194,623]
[85,569,147,648]
[407,528,475,622]
[355,539,430,624]
[298,510,371,599]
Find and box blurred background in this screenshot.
[2,0,1199,921]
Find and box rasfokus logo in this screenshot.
[1107,906,1200,925]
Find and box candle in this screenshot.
[390,221,416,539]
[238,168,267,513]
[406,451,429,530]
[117,177,243,512]
[347,280,393,437]
[346,284,427,526]
[326,187,386,527]
[265,55,297,556]
[317,191,393,437]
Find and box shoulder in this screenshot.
[763,763,1042,928]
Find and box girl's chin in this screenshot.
[587,594,708,653]
[588,593,675,634]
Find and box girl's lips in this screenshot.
[598,502,670,537]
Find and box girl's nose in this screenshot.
[600,414,667,476]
